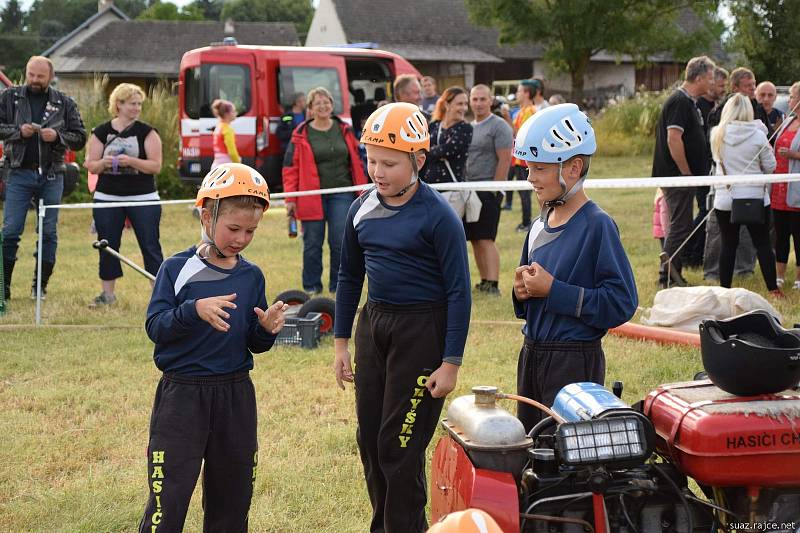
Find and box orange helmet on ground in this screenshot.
[195,163,270,211]
[427,509,504,533]
[361,102,430,153]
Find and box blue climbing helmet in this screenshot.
[513,103,596,207]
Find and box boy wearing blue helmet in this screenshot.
[511,103,638,431]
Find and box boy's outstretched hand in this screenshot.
[196,293,238,332]
[255,300,290,334]
[426,362,459,398]
[522,262,554,298]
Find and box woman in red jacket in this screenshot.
[282,87,368,293]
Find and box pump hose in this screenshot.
[497,392,566,424]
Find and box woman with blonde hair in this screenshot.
[710,92,780,296]
[211,99,240,168]
[84,83,164,306]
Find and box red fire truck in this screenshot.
[178,43,420,190]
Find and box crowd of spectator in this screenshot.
[652,55,800,296]
[4,52,798,307]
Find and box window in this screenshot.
[184,64,251,119]
[279,67,342,115]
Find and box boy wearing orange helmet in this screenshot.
[138,163,288,532]
[334,103,472,532]
[427,509,504,533]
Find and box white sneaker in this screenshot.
[776,277,784,288]
[793,280,800,290]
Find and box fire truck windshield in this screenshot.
[279,66,343,115]
[185,63,251,119]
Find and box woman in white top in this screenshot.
[710,92,780,295]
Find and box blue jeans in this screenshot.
[93,201,163,281]
[301,192,355,293]
[2,168,63,264]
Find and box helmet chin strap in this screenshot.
[390,152,420,197]
[198,202,229,259]
[542,159,590,209]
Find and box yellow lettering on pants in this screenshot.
[151,466,164,479]
[151,511,162,524]
[152,450,165,464]
[398,373,428,448]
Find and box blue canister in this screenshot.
[551,382,630,422]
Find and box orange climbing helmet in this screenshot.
[361,102,430,153]
[195,162,270,211]
[427,509,504,533]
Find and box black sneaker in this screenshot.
[668,268,689,287]
[474,280,489,291]
[30,286,47,300]
[515,223,531,233]
[483,285,501,296]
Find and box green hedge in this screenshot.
[592,90,670,158]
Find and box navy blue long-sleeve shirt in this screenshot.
[512,201,638,341]
[335,182,472,364]
[146,247,277,375]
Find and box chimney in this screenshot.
[98,0,113,13]
[224,18,235,34]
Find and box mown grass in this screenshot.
[1,154,798,532]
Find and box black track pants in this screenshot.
[354,301,447,533]
[138,372,258,533]
[516,339,605,432]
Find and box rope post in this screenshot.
[0,232,5,316]
[35,199,44,326]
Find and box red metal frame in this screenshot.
[431,435,521,533]
[645,381,800,487]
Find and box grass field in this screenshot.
[1,155,798,532]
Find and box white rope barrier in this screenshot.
[32,172,800,324]
[41,173,800,210]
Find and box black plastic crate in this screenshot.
[274,312,323,349]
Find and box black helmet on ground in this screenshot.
[699,310,800,396]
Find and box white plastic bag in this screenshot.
[640,286,782,333]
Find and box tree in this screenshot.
[138,0,205,20]
[188,0,223,20]
[221,0,313,39]
[728,0,800,85]
[466,0,723,102]
[25,0,96,35]
[1,0,24,32]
